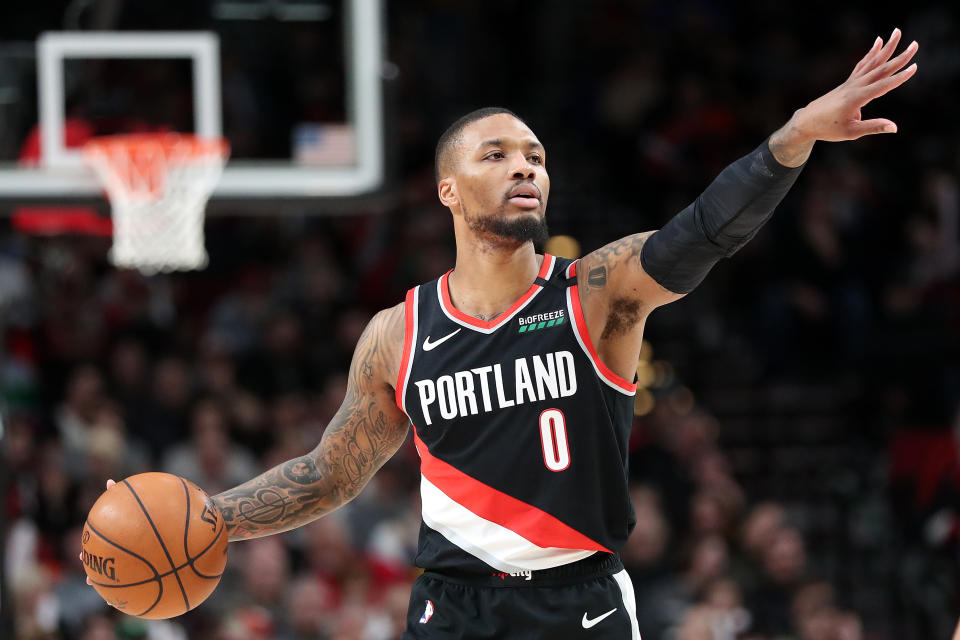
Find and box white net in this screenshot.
[84,134,229,275]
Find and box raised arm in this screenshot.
[588,29,917,310]
[213,303,409,541]
[576,29,917,380]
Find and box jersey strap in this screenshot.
[395,285,420,412]
[563,259,638,395]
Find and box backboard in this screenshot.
[0,0,383,198]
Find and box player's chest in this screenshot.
[406,311,583,427]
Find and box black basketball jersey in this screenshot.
[396,254,638,574]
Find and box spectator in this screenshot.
[279,576,335,640]
[162,399,260,495]
[131,357,193,458]
[748,526,809,636]
[56,365,106,466]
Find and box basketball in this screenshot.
[80,472,228,619]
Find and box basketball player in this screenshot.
[88,30,917,638]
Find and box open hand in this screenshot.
[797,28,918,141]
[79,479,115,586]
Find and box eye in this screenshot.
[529,154,543,164]
[485,151,505,160]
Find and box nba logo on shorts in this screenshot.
[419,599,434,624]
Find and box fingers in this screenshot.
[860,62,918,101]
[79,552,92,585]
[847,118,898,139]
[878,28,902,60]
[79,481,115,588]
[862,40,918,84]
[854,28,903,77]
[851,37,882,76]
[872,28,903,70]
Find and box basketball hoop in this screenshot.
[84,133,229,275]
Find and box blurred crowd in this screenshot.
[2,1,960,640]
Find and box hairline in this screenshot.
[435,108,530,184]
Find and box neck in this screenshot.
[448,238,542,321]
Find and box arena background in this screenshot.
[1,1,958,639]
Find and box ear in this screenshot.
[438,178,458,208]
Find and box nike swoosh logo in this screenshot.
[422,328,461,351]
[581,608,617,629]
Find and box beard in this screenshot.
[463,206,549,249]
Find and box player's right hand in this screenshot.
[793,28,918,142]
[80,479,116,586]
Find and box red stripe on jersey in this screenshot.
[413,431,611,553]
[395,288,417,411]
[565,260,577,279]
[568,285,639,393]
[439,254,555,330]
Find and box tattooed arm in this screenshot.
[212,303,409,541]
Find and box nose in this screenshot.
[510,153,536,180]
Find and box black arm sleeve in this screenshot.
[639,137,805,294]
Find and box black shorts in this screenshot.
[402,554,640,639]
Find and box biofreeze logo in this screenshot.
[518,310,563,325]
[414,350,577,425]
[518,309,565,333]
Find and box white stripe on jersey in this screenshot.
[565,287,636,396]
[399,285,420,415]
[542,253,557,280]
[419,475,596,573]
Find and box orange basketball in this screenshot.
[81,472,229,619]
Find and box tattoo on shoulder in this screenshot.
[581,231,673,298]
[591,233,650,268]
[579,233,651,295]
[354,302,405,386]
[587,266,607,288]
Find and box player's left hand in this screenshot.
[794,28,917,141]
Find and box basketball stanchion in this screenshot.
[84,133,229,275]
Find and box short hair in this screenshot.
[434,107,525,184]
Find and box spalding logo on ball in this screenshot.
[80,472,229,619]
